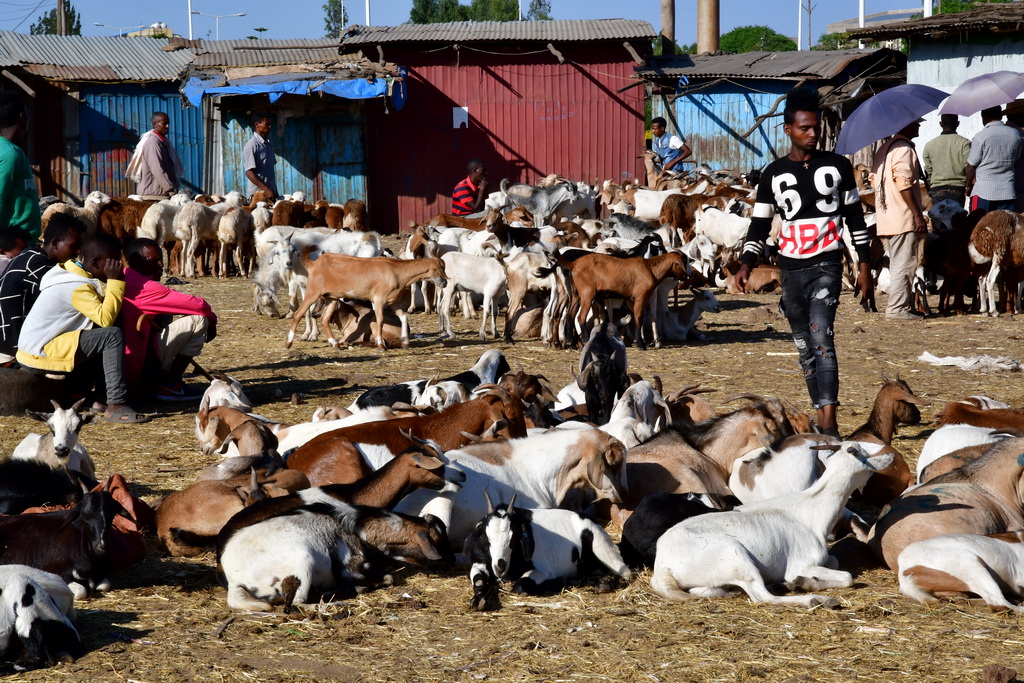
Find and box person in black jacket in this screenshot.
[735,88,873,437]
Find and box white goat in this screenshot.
[600,381,670,448]
[650,442,890,607]
[438,251,507,340]
[694,207,750,251]
[12,399,96,481]
[916,424,1005,482]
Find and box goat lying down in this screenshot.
[651,442,890,608]
[465,494,630,611]
[0,566,81,668]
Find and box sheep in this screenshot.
[465,495,630,611]
[138,193,191,256]
[438,251,507,340]
[217,497,452,611]
[217,206,255,278]
[173,196,243,277]
[0,490,124,599]
[40,192,110,234]
[285,250,444,350]
[898,531,1024,611]
[394,427,627,547]
[651,442,891,607]
[342,198,368,231]
[271,198,306,227]
[618,491,734,569]
[12,399,96,482]
[500,179,577,225]
[968,209,1024,315]
[0,567,81,668]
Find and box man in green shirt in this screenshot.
[0,91,40,242]
[922,114,971,208]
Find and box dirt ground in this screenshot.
[3,251,1024,681]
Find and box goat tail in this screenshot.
[169,527,218,553]
[500,178,511,195]
[897,568,940,606]
[649,568,697,602]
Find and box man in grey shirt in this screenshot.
[242,112,278,199]
[966,105,1022,212]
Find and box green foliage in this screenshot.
[813,32,854,51]
[938,0,1010,13]
[526,0,552,21]
[719,25,797,53]
[323,0,348,37]
[29,0,81,35]
[409,0,521,22]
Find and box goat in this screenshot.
[394,427,627,547]
[503,251,558,343]
[916,424,1008,482]
[632,188,683,222]
[918,437,1022,484]
[618,492,734,569]
[438,251,507,340]
[0,491,124,599]
[350,350,509,412]
[898,532,1024,611]
[500,179,577,225]
[0,567,80,668]
[936,402,1024,430]
[12,399,95,482]
[651,443,891,607]
[570,323,629,425]
[600,380,670,448]
[868,436,1024,569]
[0,460,82,515]
[603,212,657,241]
[668,288,721,341]
[286,250,446,350]
[218,498,451,611]
[845,376,924,505]
[465,495,630,611]
[694,206,750,251]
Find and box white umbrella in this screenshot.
[940,71,1024,116]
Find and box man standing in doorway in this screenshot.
[452,158,488,216]
[922,114,970,207]
[872,120,928,321]
[0,91,40,242]
[650,116,692,178]
[243,112,278,201]
[735,87,872,437]
[127,112,183,198]
[966,105,1022,212]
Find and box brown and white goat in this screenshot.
[285,250,446,349]
[936,402,1024,430]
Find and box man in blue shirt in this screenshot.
[242,112,278,200]
[966,106,1022,212]
[651,116,692,178]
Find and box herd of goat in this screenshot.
[3,329,1024,668]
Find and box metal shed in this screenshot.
[339,19,655,230]
[637,49,906,172]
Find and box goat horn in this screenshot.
[250,467,259,492]
[460,431,483,443]
[652,375,663,396]
[507,494,517,514]
[426,370,441,387]
[721,393,767,405]
[391,402,421,413]
[50,399,62,411]
[483,490,495,514]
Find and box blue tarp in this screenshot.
[183,74,389,107]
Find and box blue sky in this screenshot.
[5,1,924,45]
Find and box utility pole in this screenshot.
[796,0,801,51]
[365,0,370,25]
[661,0,675,56]
[56,0,66,35]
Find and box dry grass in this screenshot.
[3,251,1024,681]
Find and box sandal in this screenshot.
[100,405,152,423]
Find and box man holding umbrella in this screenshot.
[736,88,872,437]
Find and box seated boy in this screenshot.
[17,232,149,422]
[0,214,84,365]
[121,238,217,400]
[0,227,27,277]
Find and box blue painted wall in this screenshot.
[220,106,366,202]
[654,80,791,172]
[78,84,205,196]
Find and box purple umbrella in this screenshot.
[940,70,1024,116]
[834,84,948,155]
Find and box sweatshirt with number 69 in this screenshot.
[740,151,871,270]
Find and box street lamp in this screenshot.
[93,22,148,37]
[190,11,246,40]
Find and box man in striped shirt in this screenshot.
[452,158,488,216]
[735,88,872,437]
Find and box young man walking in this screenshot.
[735,88,872,437]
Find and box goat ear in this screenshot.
[411,453,444,471]
[24,410,49,423]
[81,412,96,424]
[900,392,929,406]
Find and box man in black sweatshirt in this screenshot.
[735,88,873,437]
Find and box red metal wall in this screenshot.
[365,43,646,232]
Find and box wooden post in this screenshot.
[56,0,66,35]
[661,0,675,56]
[697,0,719,54]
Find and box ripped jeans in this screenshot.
[779,260,842,410]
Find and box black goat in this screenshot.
[0,460,82,515]
[618,491,736,569]
[573,323,629,425]
[0,491,124,599]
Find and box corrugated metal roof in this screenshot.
[637,49,899,81]
[849,4,1024,40]
[338,19,655,45]
[184,38,343,68]
[0,31,191,81]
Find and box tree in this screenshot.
[525,0,551,20]
[409,0,520,23]
[323,0,348,37]
[719,25,797,54]
[937,0,1010,13]
[813,32,854,51]
[466,0,517,21]
[30,0,81,35]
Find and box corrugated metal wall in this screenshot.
[365,43,646,231]
[220,106,365,202]
[78,83,205,196]
[654,80,791,172]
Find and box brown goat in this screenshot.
[936,403,1024,430]
[285,250,446,349]
[317,299,405,348]
[343,198,368,231]
[846,376,924,505]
